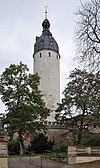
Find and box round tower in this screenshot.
[33,10,60,122]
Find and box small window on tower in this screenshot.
[49,52,51,57]
[56,55,61,59]
[40,53,42,58]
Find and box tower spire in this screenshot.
[44,5,48,19]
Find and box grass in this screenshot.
[37,152,54,159]
[8,151,67,160]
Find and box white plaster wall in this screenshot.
[34,49,60,122]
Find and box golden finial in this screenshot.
[44,5,48,19]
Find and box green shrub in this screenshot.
[28,133,54,153]
[81,133,100,146]
[52,144,67,158]
[8,140,20,155]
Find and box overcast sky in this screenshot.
[0,0,86,113]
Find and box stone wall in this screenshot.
[0,158,8,168]
[0,141,8,156]
[0,141,8,168]
[47,128,68,146]
[68,146,100,164]
[73,160,100,168]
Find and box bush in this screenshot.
[52,144,67,158]
[28,133,54,153]
[8,140,20,155]
[81,133,100,146]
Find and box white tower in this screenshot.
[33,10,60,122]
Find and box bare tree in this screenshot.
[75,0,100,72]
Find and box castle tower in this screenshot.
[33,9,60,122]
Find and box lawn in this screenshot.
[8,151,67,160]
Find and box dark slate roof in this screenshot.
[34,19,59,54]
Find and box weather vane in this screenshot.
[44,5,48,19]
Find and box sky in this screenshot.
[0,0,87,113]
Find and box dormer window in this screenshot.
[40,40,44,45]
[50,41,53,45]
